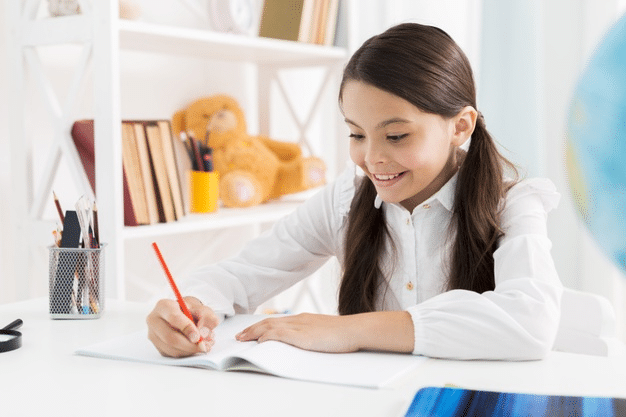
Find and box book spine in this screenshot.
[145,123,176,223]
[158,121,185,220]
[258,0,305,42]
[121,122,150,225]
[133,122,160,224]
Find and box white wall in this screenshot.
[344,0,482,66]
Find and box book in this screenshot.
[314,0,330,45]
[71,119,184,226]
[258,0,306,42]
[323,0,339,46]
[71,120,139,227]
[309,0,323,44]
[157,120,185,219]
[169,126,192,215]
[121,122,149,225]
[132,122,160,224]
[258,0,339,46]
[305,0,338,45]
[75,314,425,389]
[405,386,626,417]
[297,0,316,43]
[145,123,176,222]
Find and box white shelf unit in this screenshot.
[7,0,347,300]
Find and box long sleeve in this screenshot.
[407,179,563,360]
[178,168,356,317]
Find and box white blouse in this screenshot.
[180,164,563,360]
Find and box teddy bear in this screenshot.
[172,95,326,208]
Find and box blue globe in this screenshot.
[566,12,626,276]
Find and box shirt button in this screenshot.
[422,203,431,209]
[406,282,414,291]
[406,218,411,225]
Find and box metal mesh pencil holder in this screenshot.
[48,244,106,319]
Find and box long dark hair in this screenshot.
[338,23,517,315]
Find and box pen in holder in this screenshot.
[48,243,106,319]
[190,170,219,213]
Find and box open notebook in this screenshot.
[76,314,425,389]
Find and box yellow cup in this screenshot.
[190,171,219,213]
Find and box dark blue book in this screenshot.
[406,387,626,417]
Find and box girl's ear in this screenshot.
[451,106,477,146]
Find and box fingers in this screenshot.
[184,296,220,339]
[236,316,299,344]
[146,299,214,357]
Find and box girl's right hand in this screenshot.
[146,296,220,357]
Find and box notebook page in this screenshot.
[233,339,426,389]
[75,315,264,369]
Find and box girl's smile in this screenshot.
[371,171,406,186]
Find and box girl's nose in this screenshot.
[365,141,387,165]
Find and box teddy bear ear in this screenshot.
[171,110,186,137]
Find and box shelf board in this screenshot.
[122,193,314,240]
[21,16,347,66]
[118,20,347,65]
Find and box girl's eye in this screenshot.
[349,133,365,141]
[387,134,409,141]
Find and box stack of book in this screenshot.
[258,0,340,46]
[72,120,191,227]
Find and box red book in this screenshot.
[71,120,138,227]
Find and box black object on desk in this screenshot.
[0,319,23,353]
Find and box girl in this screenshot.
[147,23,562,360]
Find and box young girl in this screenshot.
[147,23,562,360]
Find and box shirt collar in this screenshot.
[374,194,383,209]
[374,171,458,213]
[430,171,458,212]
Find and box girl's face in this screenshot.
[342,81,473,212]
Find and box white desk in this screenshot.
[1,299,625,417]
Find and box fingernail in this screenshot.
[189,332,200,343]
[199,341,208,353]
[200,327,210,339]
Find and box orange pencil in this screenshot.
[151,242,194,323]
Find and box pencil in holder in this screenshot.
[48,244,106,319]
[190,170,219,213]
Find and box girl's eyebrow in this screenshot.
[344,117,412,129]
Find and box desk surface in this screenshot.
[1,299,625,417]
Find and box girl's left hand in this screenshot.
[235,313,360,353]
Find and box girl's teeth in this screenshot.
[375,173,400,180]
